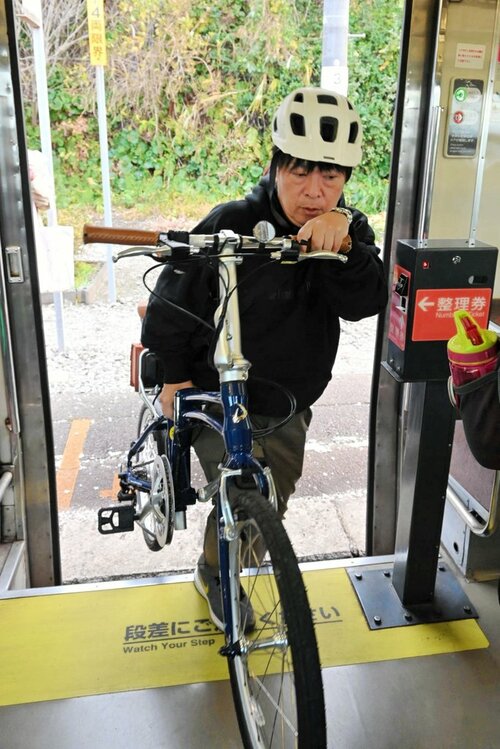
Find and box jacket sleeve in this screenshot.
[314,207,388,321]
[140,260,216,383]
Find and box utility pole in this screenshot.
[87,0,116,303]
[321,0,350,95]
[20,0,66,351]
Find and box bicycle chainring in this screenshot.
[149,454,175,547]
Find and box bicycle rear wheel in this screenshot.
[226,492,326,749]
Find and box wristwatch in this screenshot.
[330,207,352,225]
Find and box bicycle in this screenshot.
[82,220,350,748]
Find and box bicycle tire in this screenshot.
[226,492,326,749]
[136,402,169,551]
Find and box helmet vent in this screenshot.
[317,94,337,105]
[320,116,338,143]
[348,122,359,143]
[290,113,306,136]
[293,92,304,103]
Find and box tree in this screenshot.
[17,0,404,213]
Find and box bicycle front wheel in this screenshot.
[226,492,326,749]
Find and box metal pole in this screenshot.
[321,0,349,95]
[415,0,444,247]
[95,65,115,303]
[467,0,500,247]
[392,381,455,605]
[31,24,65,352]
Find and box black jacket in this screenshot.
[141,175,388,415]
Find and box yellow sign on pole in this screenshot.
[86,0,107,66]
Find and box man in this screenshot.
[142,87,388,631]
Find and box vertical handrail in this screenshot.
[446,472,499,537]
[415,0,444,246]
[467,1,500,246]
[416,103,442,246]
[0,470,13,505]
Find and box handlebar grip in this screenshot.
[83,224,161,246]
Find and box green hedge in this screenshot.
[24,0,403,215]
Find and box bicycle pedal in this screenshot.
[97,505,135,534]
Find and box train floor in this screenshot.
[0,555,499,749]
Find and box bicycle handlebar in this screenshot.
[82,224,351,263]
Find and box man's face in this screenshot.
[275,163,346,228]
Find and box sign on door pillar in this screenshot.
[412,288,492,341]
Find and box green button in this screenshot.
[455,87,467,102]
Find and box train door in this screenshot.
[370,0,500,582]
[0,0,60,589]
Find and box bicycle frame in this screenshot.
[122,234,278,638]
[87,221,333,746]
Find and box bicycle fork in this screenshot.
[217,470,288,661]
[216,468,276,651]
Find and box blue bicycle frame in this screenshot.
[175,381,276,641]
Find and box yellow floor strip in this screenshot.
[0,568,488,707]
[100,471,121,500]
[56,419,92,509]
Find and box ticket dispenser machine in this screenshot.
[352,239,497,627]
[388,240,497,382]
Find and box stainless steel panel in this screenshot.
[0,682,243,749]
[369,364,401,554]
[0,540,27,590]
[430,0,500,294]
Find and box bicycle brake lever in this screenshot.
[272,238,349,264]
[113,242,194,263]
[297,250,348,263]
[283,235,351,263]
[113,246,163,262]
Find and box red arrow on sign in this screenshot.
[412,288,491,341]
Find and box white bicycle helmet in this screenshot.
[271,87,363,167]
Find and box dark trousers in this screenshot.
[192,408,312,572]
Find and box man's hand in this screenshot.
[160,381,194,419]
[296,211,349,252]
